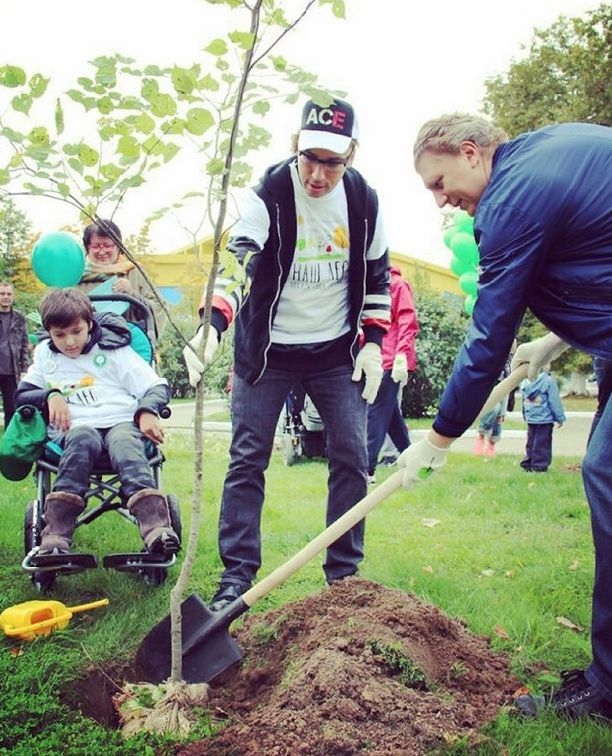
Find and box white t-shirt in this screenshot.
[232,162,387,345]
[24,339,167,431]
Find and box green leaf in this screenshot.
[77,143,99,167]
[134,113,155,134]
[29,73,49,98]
[97,95,114,114]
[0,65,26,88]
[206,157,226,176]
[11,93,33,115]
[205,39,228,56]
[157,93,177,117]
[57,182,71,198]
[117,135,140,159]
[100,163,124,181]
[0,169,10,185]
[185,107,214,136]
[197,73,220,91]
[171,67,195,96]
[27,127,50,146]
[162,143,180,162]
[228,31,255,50]
[55,98,65,135]
[270,56,287,72]
[252,100,270,116]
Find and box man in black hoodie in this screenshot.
[184,98,391,609]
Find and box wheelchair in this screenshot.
[20,293,181,593]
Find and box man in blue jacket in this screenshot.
[184,98,390,609]
[400,113,612,721]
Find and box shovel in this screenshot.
[135,365,528,684]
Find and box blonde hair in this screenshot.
[413,113,509,167]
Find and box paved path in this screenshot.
[167,401,594,459]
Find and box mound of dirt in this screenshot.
[177,578,520,755]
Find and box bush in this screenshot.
[402,290,469,418]
[156,305,233,399]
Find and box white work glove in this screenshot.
[351,342,383,404]
[510,332,569,381]
[182,326,219,387]
[397,437,448,489]
[391,353,409,386]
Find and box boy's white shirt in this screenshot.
[24,339,167,433]
[232,162,387,345]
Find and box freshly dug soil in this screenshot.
[176,577,520,755]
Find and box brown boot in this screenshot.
[127,488,180,555]
[40,492,86,554]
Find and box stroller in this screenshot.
[19,293,181,593]
[279,385,327,466]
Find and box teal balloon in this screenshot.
[464,294,477,316]
[443,227,456,249]
[453,210,474,235]
[450,231,479,267]
[31,232,85,287]
[450,255,473,277]
[459,270,478,297]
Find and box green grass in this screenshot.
[1,429,610,754]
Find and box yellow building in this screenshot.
[140,237,461,305]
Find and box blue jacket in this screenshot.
[520,372,566,425]
[434,123,612,438]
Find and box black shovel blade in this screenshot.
[135,593,246,684]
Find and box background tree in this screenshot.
[483,3,611,133]
[0,197,32,278]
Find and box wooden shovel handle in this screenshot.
[242,364,529,609]
[477,364,528,418]
[242,469,404,607]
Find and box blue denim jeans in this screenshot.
[366,370,410,475]
[53,422,156,499]
[584,358,612,700]
[218,365,367,586]
[478,400,505,443]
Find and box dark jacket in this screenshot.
[202,158,390,383]
[15,312,169,419]
[2,308,30,378]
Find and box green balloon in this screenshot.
[31,232,85,287]
[454,210,474,234]
[450,231,479,266]
[459,270,478,297]
[443,227,456,249]
[464,294,477,316]
[450,255,472,277]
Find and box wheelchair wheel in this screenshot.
[141,494,181,586]
[24,501,56,594]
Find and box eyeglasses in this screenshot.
[88,241,116,252]
[298,150,351,173]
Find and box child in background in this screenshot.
[15,288,179,556]
[520,366,566,472]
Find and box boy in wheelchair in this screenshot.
[15,287,180,559]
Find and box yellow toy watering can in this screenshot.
[0,598,109,641]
